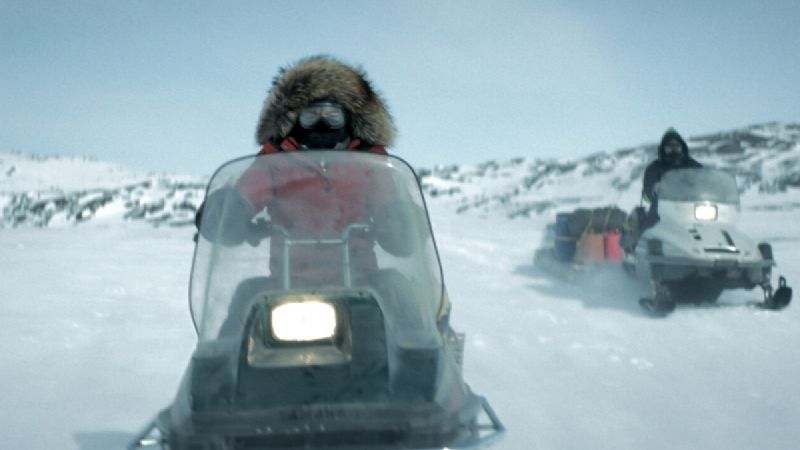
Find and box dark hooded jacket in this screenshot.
[203,56,401,286]
[642,129,702,202]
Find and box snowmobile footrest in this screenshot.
[127,416,163,450]
[446,396,506,450]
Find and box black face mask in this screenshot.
[663,152,684,166]
[661,141,684,166]
[299,121,350,148]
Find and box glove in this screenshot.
[196,187,255,246]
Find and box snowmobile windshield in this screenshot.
[190,151,444,341]
[655,168,740,205]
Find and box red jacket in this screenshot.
[235,138,392,287]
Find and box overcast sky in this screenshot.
[2,0,799,175]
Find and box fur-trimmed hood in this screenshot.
[255,55,395,147]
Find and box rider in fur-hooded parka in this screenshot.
[255,55,395,151]
[225,56,403,286]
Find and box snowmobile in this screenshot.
[128,151,504,450]
[624,167,792,316]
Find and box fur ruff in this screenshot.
[255,55,395,146]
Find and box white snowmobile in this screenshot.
[625,167,792,316]
[128,151,504,450]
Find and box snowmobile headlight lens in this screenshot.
[271,301,337,342]
[695,204,717,221]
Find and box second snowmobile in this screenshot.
[624,167,792,316]
[128,150,504,449]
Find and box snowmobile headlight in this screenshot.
[694,204,717,221]
[271,301,337,342]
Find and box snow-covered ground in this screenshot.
[433,206,800,450]
[2,124,799,449]
[1,200,798,449]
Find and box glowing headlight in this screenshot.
[271,301,337,342]
[695,204,717,221]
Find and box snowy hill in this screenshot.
[2,122,800,227]
[0,151,161,193]
[419,122,800,218]
[0,151,206,227]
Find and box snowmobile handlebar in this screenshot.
[268,223,370,290]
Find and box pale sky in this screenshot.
[2,0,799,175]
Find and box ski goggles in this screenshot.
[298,102,347,130]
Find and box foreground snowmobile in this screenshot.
[129,151,504,450]
[625,167,792,316]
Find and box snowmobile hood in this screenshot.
[637,169,763,267]
[255,55,396,147]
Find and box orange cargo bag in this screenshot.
[578,231,605,263]
[604,231,624,262]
